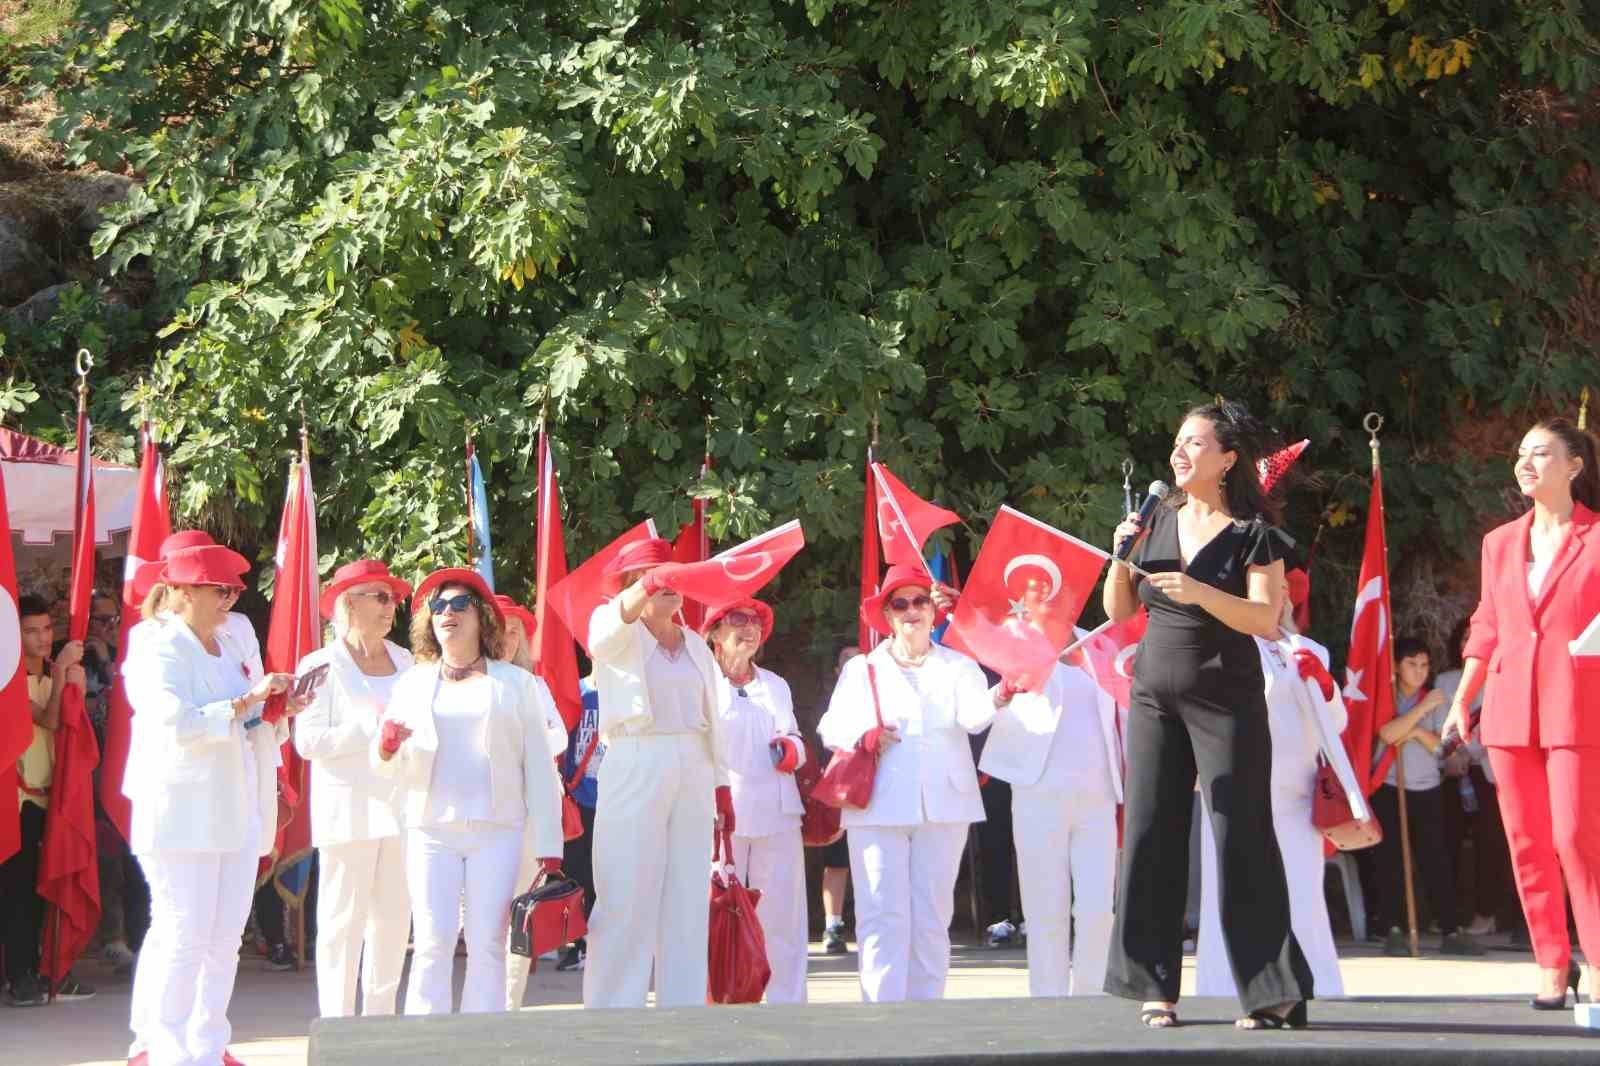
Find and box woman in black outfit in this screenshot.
[1102,401,1313,1029]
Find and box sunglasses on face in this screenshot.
[348,590,396,606]
[722,610,762,630]
[429,593,477,615]
[888,595,933,612]
[90,613,118,625]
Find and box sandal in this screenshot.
[1236,1000,1307,1030]
[1141,1004,1180,1028]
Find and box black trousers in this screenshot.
[1372,783,1460,935]
[977,778,1017,923]
[1106,672,1312,1012]
[0,803,46,982]
[562,802,598,922]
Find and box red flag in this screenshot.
[533,428,583,732]
[98,425,170,841]
[667,520,805,611]
[548,520,658,653]
[1343,469,1396,796]
[944,506,1109,690]
[264,457,321,891]
[670,453,713,631]
[0,461,35,865]
[38,403,101,986]
[1076,609,1148,710]
[858,453,881,652]
[872,462,959,571]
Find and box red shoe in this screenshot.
[223,1052,248,1066]
[127,1054,148,1066]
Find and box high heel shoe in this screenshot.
[1529,962,1580,1010]
[1237,1000,1308,1030]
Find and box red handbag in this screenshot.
[1312,756,1383,851]
[793,738,843,846]
[812,663,885,811]
[706,830,770,1005]
[509,871,588,969]
[561,732,601,842]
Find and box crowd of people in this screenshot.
[0,404,1596,1061]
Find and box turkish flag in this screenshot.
[533,429,583,731]
[858,454,881,652]
[549,520,659,653]
[98,424,170,841]
[945,506,1109,690]
[1075,609,1147,710]
[38,403,102,987]
[1344,469,1396,797]
[0,461,34,865]
[264,457,321,889]
[873,463,959,570]
[670,453,713,632]
[667,520,804,611]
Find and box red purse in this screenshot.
[793,738,843,846]
[509,871,588,968]
[707,829,771,1004]
[561,732,601,842]
[1312,756,1383,851]
[812,663,886,811]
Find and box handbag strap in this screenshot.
[565,730,601,793]
[864,662,885,731]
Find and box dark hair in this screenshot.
[1446,617,1472,670]
[1531,417,1600,511]
[1169,399,1282,523]
[409,587,503,664]
[17,595,51,621]
[1393,636,1431,665]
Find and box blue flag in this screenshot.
[929,549,952,644]
[470,450,495,591]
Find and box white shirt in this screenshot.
[643,645,707,735]
[978,661,1122,803]
[714,667,804,839]
[425,676,498,825]
[1034,666,1114,799]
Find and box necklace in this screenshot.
[440,656,485,682]
[890,643,931,667]
[725,665,756,688]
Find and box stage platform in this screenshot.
[310,994,1598,1065]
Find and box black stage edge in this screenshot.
[311,995,1599,1065]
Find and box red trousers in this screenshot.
[1487,745,1600,969]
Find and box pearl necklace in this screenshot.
[890,643,932,668]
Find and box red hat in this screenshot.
[159,544,250,590]
[699,598,774,644]
[1286,568,1310,611]
[603,537,674,577]
[319,559,413,620]
[492,595,537,638]
[413,567,502,623]
[133,530,220,599]
[1258,439,1309,494]
[862,564,936,637]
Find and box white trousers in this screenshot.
[402,822,524,1014]
[848,822,969,1003]
[583,734,714,1009]
[314,836,411,1017]
[128,847,258,1066]
[1196,790,1344,997]
[730,826,808,1004]
[1011,790,1117,997]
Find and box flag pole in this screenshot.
[465,421,476,566]
[1367,411,1420,958]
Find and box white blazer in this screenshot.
[372,659,564,861]
[292,638,414,847]
[714,666,804,840]
[123,610,263,690]
[979,661,1123,803]
[587,598,729,785]
[123,620,285,856]
[817,642,994,827]
[1258,633,1350,801]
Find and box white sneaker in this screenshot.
[986,920,1018,947]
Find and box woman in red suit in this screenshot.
[1445,417,1600,1009]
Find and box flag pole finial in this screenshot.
[74,348,93,411]
[1363,411,1384,472]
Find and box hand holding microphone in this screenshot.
[1112,481,1170,571]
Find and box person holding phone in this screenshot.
[292,559,416,1018]
[703,597,809,1003]
[123,543,309,1066]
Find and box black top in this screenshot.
[1132,503,1292,652]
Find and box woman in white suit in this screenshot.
[1195,568,1347,997]
[124,544,307,1066]
[705,597,809,1003]
[818,564,994,1003]
[292,559,415,1018]
[581,537,733,1009]
[373,568,564,1015]
[982,632,1123,997]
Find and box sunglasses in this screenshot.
[348,590,396,606]
[429,593,478,615]
[721,610,763,630]
[888,595,933,612]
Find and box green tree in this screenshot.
[16,0,1600,659]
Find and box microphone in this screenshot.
[1115,481,1170,563]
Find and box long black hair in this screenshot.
[1168,399,1283,524]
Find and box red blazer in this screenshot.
[1465,502,1600,748]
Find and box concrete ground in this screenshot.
[10,930,1576,1066]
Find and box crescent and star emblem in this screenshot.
[719,552,772,582]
